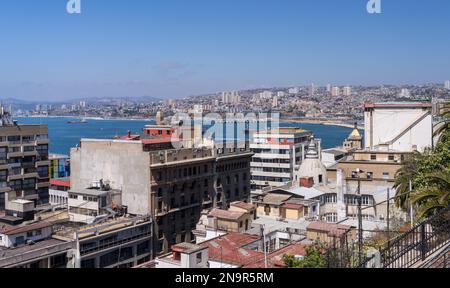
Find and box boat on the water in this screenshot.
[67,119,88,124]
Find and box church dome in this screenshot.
[347,123,362,140]
[298,139,328,185]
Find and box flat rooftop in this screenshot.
[54,215,151,241]
[364,102,432,109]
[0,239,73,266]
[68,187,118,197]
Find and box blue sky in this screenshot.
[0,0,449,101]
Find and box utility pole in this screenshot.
[357,176,363,265]
[409,180,414,228]
[263,225,268,268]
[386,188,390,249]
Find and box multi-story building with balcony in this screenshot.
[70,135,252,256]
[0,105,50,211]
[250,128,313,197]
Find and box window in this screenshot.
[137,241,150,255]
[388,155,395,161]
[24,146,35,152]
[36,145,48,153]
[382,172,390,179]
[7,135,21,143]
[196,253,202,264]
[37,166,49,178]
[370,154,377,160]
[318,175,323,183]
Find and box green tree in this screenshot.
[411,170,450,219]
[283,244,325,268]
[394,129,450,221]
[433,103,450,143]
[393,152,422,210]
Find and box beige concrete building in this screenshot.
[70,138,252,256]
[0,106,50,211]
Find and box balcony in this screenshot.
[23,151,38,157]
[7,152,24,158]
[36,138,49,145]
[36,160,50,167]
[36,181,50,188]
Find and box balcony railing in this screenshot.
[359,205,450,268]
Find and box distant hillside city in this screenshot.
[4,82,450,124]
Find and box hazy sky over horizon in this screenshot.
[0,0,449,101]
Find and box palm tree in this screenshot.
[393,152,422,211]
[410,170,450,219]
[433,103,450,144]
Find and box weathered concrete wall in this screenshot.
[70,140,151,215]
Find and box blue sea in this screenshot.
[15,117,353,155]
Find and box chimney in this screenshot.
[300,177,314,188]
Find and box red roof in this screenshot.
[282,203,303,210]
[50,179,70,188]
[307,221,354,237]
[119,134,141,140]
[230,201,255,211]
[245,243,307,268]
[200,233,264,267]
[201,232,309,268]
[209,208,245,220]
[141,138,173,145]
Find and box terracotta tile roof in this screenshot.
[282,203,303,210]
[230,201,255,211]
[200,233,263,267]
[307,221,353,237]
[245,243,307,268]
[262,194,292,204]
[209,208,245,221]
[172,242,206,254]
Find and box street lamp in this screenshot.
[352,168,365,265]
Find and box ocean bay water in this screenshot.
[16,117,353,155]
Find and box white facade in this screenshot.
[250,129,312,194]
[331,86,341,97]
[0,226,52,248]
[364,103,433,152]
[68,191,109,224]
[288,87,300,94]
[445,80,450,90]
[343,86,352,96]
[156,247,209,268]
[49,189,68,206]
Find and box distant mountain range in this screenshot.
[0,95,163,107]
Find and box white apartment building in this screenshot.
[343,86,352,97]
[331,86,341,97]
[364,102,433,152]
[445,80,450,90]
[250,128,313,196]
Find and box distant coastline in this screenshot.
[15,115,155,122]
